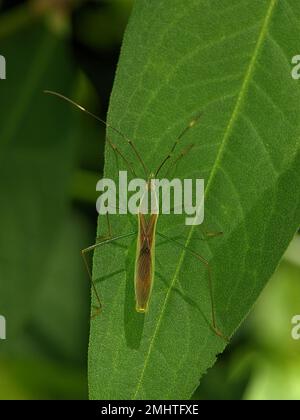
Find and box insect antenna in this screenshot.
[155,112,202,177]
[44,90,148,177]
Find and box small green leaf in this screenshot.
[89,0,300,399]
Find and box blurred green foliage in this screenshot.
[0,0,299,400]
[194,238,300,400]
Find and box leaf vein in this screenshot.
[131,0,278,399]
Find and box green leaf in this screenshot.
[89,0,300,399]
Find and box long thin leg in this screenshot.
[96,204,136,243]
[44,90,148,177]
[107,136,137,178]
[81,232,136,318]
[96,213,113,242]
[197,227,223,241]
[98,202,136,218]
[155,112,202,177]
[164,143,194,178]
[96,211,136,242]
[162,205,224,240]
[156,231,227,341]
[101,137,139,224]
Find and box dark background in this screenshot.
[0,0,299,400]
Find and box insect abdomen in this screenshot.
[135,245,153,313]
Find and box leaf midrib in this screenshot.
[131,0,278,399]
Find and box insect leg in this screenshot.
[196,227,223,241]
[164,143,194,177]
[156,231,228,342]
[81,232,136,318]
[44,90,148,177]
[96,213,113,243]
[155,112,202,177]
[107,136,137,177]
[158,213,223,241]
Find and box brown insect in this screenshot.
[45,90,226,340]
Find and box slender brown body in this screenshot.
[45,91,221,328]
[135,213,158,312]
